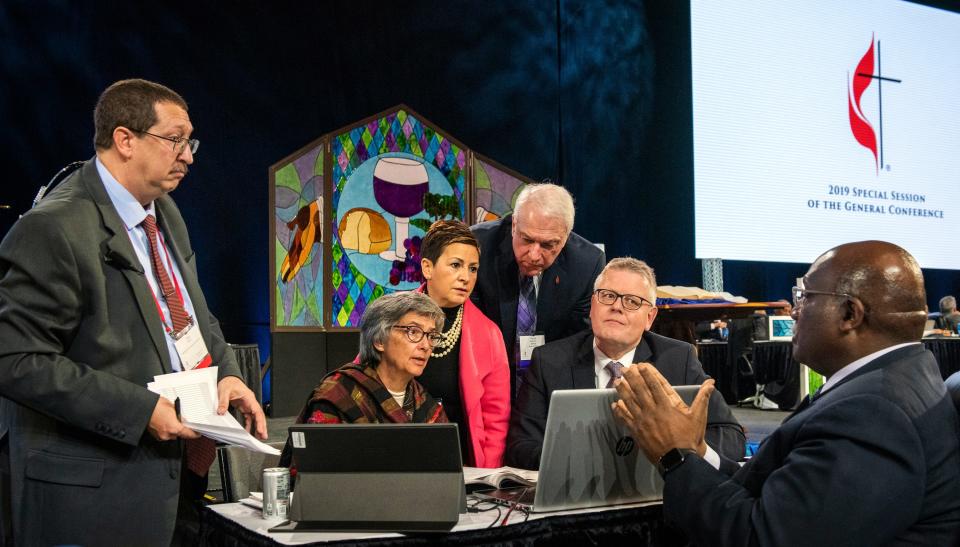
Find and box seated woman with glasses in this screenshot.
[285,291,449,428]
[415,220,510,469]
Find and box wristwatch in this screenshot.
[656,448,696,477]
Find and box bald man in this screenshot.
[614,241,960,546]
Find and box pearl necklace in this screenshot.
[431,305,464,358]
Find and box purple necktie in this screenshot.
[517,275,537,336]
[605,361,623,388]
[515,276,538,392]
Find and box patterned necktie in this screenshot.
[517,275,537,336]
[605,361,623,388]
[141,215,191,334]
[142,215,216,477]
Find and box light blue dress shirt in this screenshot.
[96,157,198,372]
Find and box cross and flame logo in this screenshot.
[848,34,900,175]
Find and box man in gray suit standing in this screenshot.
[615,241,960,546]
[0,79,266,546]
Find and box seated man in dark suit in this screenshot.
[471,183,605,397]
[505,257,745,470]
[615,241,960,546]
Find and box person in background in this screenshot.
[695,319,728,341]
[416,220,509,468]
[471,183,605,397]
[935,295,960,335]
[506,257,745,470]
[614,241,960,546]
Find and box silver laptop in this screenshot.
[486,386,699,512]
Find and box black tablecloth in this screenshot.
[229,343,263,405]
[696,341,729,397]
[752,341,801,409]
[738,339,960,408]
[198,503,689,547]
[923,337,960,379]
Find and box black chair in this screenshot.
[216,441,286,502]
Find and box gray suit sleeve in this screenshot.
[0,212,156,446]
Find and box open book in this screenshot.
[463,466,538,491]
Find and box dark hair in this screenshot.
[420,219,480,264]
[93,79,188,150]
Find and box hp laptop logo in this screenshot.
[615,436,635,456]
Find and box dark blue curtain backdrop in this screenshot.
[2,0,958,355]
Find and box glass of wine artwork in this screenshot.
[372,156,429,261]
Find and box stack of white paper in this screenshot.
[147,367,279,455]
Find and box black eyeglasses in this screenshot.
[131,129,199,156]
[791,286,853,308]
[391,325,444,346]
[593,289,653,311]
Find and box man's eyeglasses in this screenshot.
[791,286,853,308]
[594,289,653,311]
[391,325,444,346]
[131,129,199,156]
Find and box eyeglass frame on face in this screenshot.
[391,324,444,346]
[593,288,654,311]
[130,128,199,156]
[791,286,854,308]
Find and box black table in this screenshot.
[198,502,689,547]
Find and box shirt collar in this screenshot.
[820,341,919,394]
[95,157,154,229]
[593,338,638,376]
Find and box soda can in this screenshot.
[262,467,290,519]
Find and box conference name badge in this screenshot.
[519,334,545,361]
[174,323,213,370]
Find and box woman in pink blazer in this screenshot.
[416,220,510,468]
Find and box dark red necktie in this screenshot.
[141,214,191,334]
[142,214,216,477]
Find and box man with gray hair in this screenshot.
[471,183,605,398]
[505,257,745,470]
[936,295,960,334]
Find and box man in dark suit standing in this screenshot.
[505,257,745,470]
[615,241,960,546]
[471,183,605,396]
[0,79,266,547]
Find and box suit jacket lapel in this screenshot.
[496,227,520,341]
[538,252,568,338]
[82,161,172,374]
[633,334,653,364]
[572,333,597,388]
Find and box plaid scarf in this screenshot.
[300,363,447,425]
